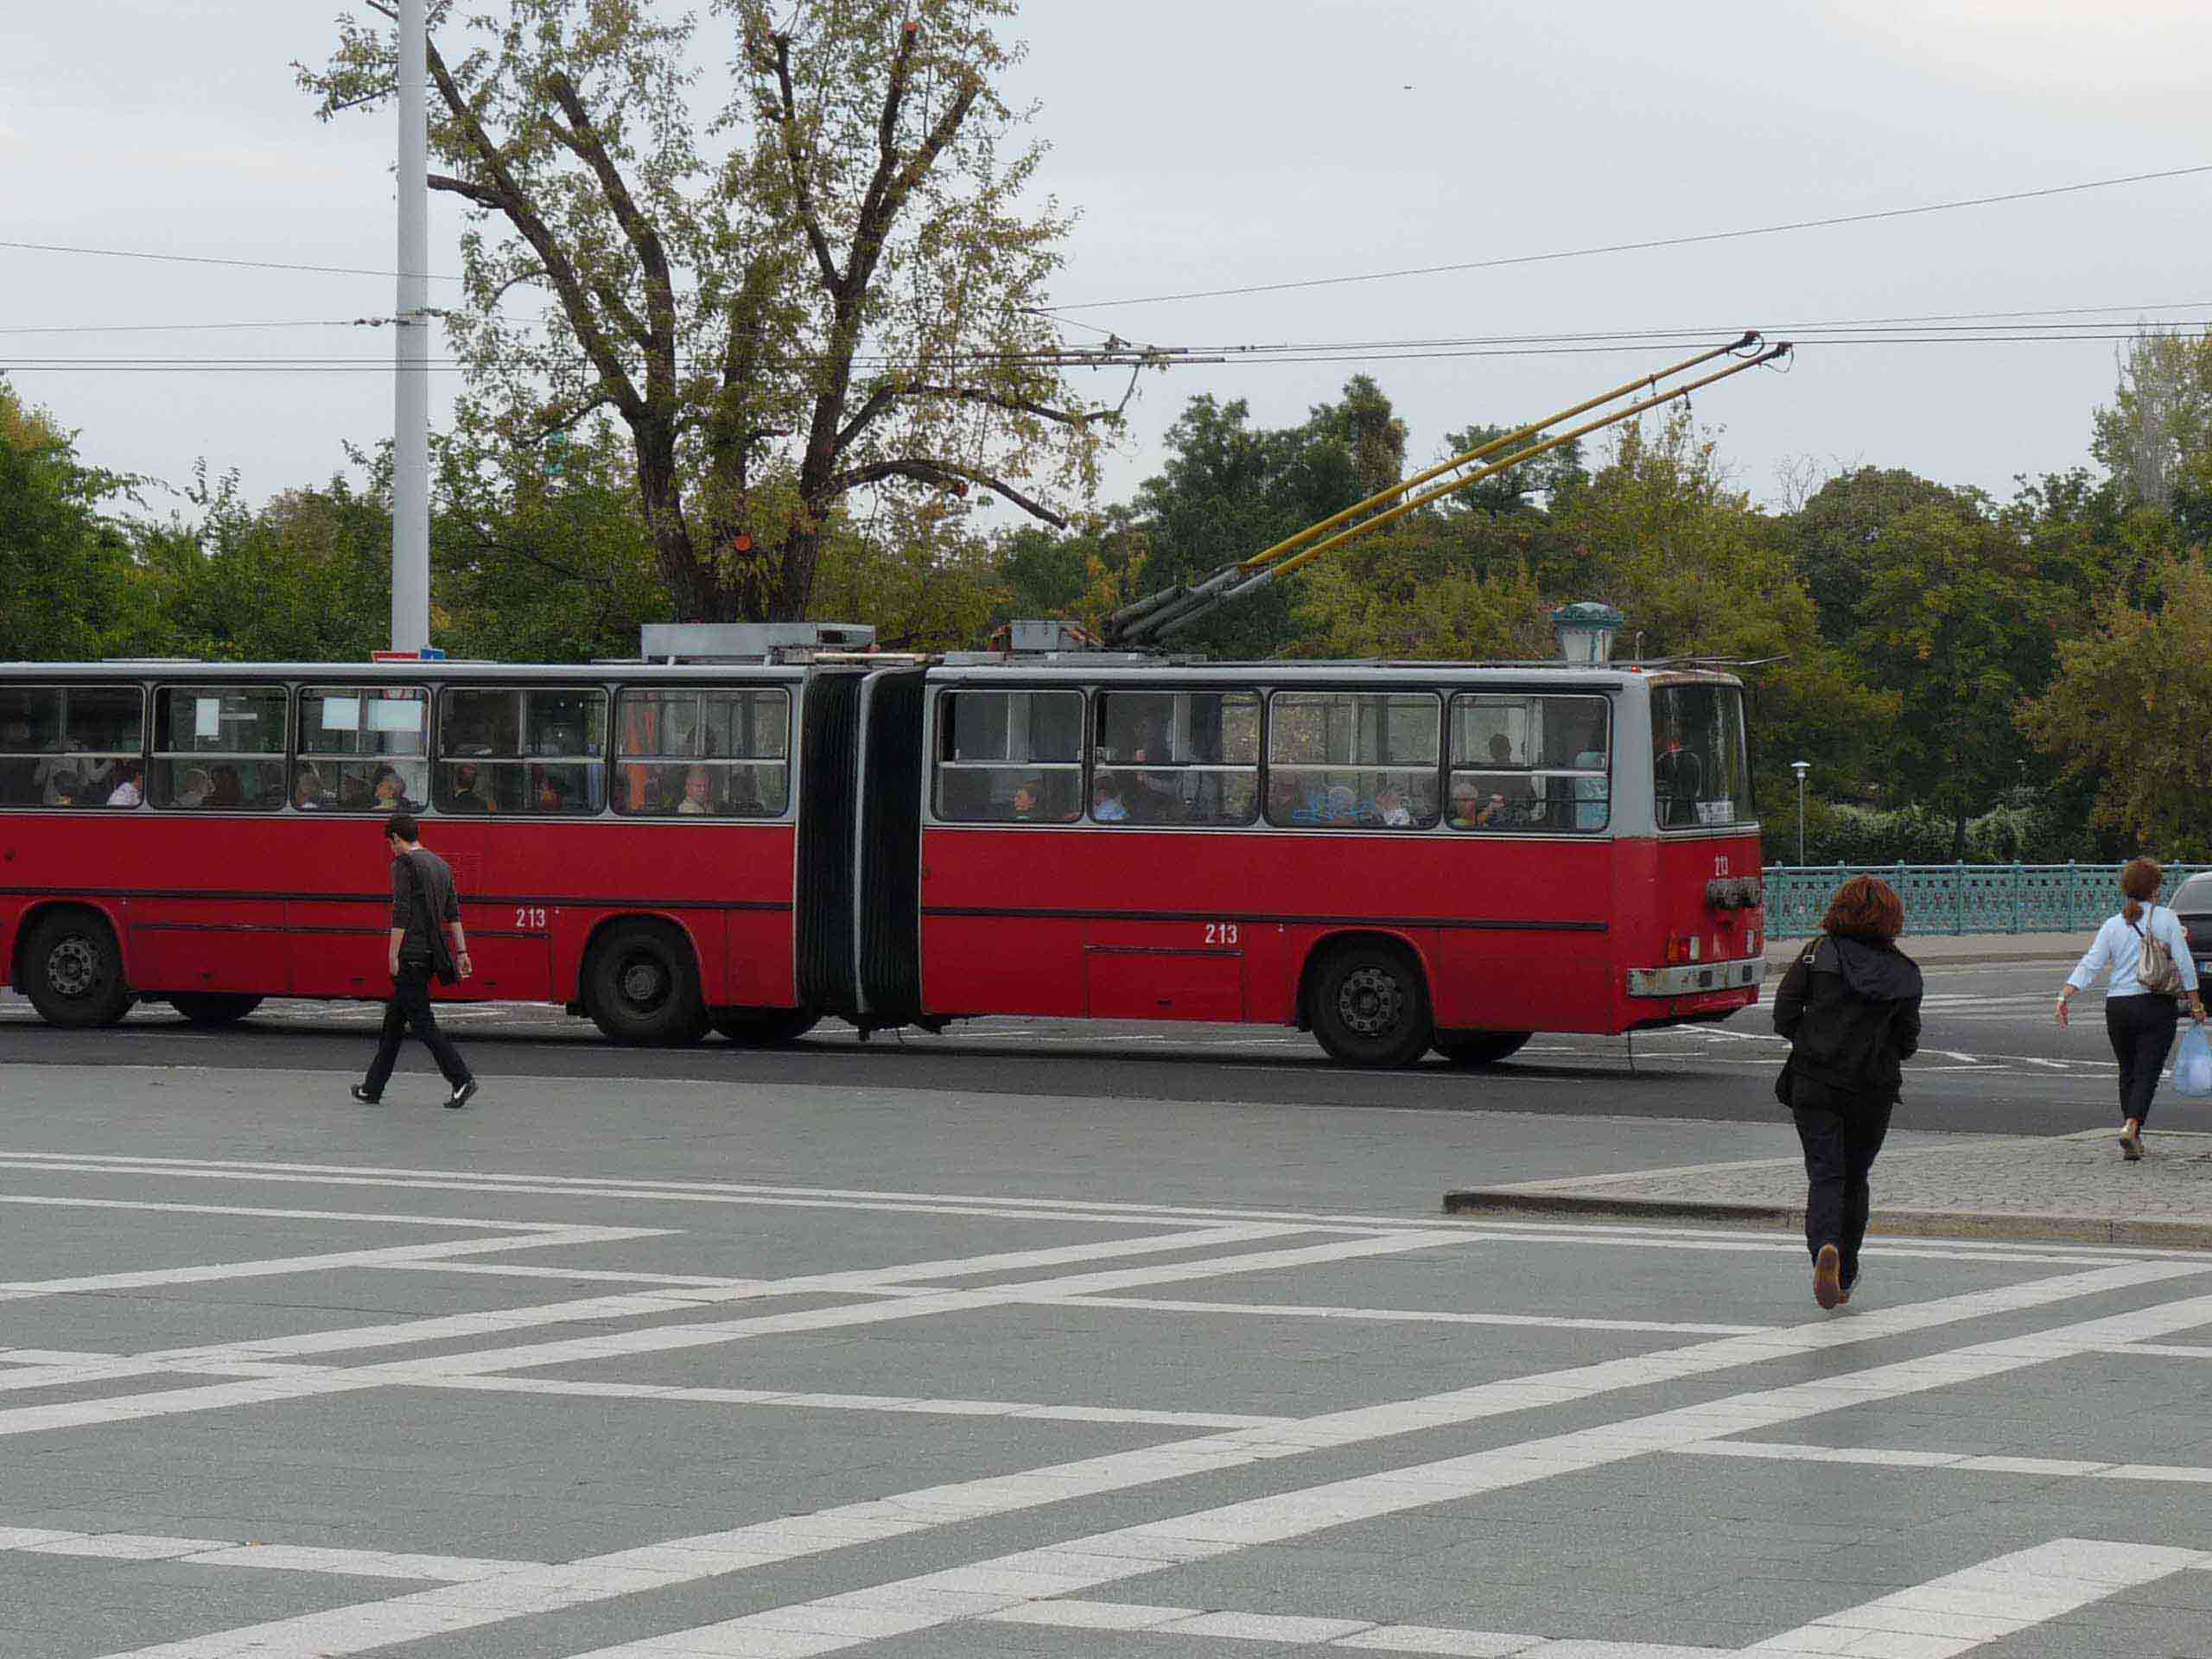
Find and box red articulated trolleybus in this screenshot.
[0,334,1783,1065]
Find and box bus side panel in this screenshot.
[1428,840,1616,1033]
[1082,921,1243,1021]
[288,894,400,1001]
[923,915,1089,1016]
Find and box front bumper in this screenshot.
[1626,958,1766,998]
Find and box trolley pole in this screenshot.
[391,0,431,652]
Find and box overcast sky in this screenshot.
[4,0,2209,529]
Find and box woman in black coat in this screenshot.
[1773,875,1924,1311]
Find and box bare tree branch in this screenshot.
[827,457,1067,528]
[543,70,677,365]
[767,35,840,296]
[422,38,647,417]
[834,381,1104,455]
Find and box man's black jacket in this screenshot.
[1773,935,1924,1102]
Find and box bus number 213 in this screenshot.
[1204,922,1240,945]
[514,907,548,930]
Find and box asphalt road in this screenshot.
[8,1052,2212,1658]
[7,959,2207,1137]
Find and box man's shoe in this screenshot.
[350,1084,380,1106]
[445,1079,479,1110]
[2120,1128,2144,1161]
[1813,1244,1842,1311]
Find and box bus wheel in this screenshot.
[710,1008,822,1046]
[167,994,264,1027]
[1310,944,1433,1067]
[584,922,709,1046]
[1433,1030,1532,1067]
[22,911,133,1029]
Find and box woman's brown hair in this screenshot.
[2121,857,2163,925]
[1821,874,1904,942]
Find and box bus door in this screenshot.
[1428,688,1616,1033]
[796,664,926,1029]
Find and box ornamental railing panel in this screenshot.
[1761,864,2212,938]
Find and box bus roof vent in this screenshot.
[1005,619,1095,654]
[639,622,877,664]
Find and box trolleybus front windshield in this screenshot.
[1652,683,1753,830]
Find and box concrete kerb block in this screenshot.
[1440,1189,2212,1249]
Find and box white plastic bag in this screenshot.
[2172,1023,2212,1099]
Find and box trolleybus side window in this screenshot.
[933,690,1083,823]
[613,688,791,817]
[1447,693,1609,833]
[436,686,607,816]
[0,685,143,809]
[1652,682,1752,830]
[296,686,429,812]
[151,686,286,810]
[1265,691,1440,829]
[1090,690,1259,827]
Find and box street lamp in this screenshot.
[1790,760,1810,866]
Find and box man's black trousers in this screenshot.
[365,961,471,1097]
[1790,1073,1893,1292]
[2106,992,2179,1128]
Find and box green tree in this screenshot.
[2093,327,2212,525]
[1558,413,1893,808]
[1128,385,1385,658]
[302,0,1116,624]
[1773,467,1961,646]
[1436,423,1586,519]
[1851,498,2070,853]
[131,466,392,663]
[2021,551,2212,856]
[435,429,674,662]
[0,381,158,660]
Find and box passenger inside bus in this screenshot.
[1091,776,1128,821]
[172,766,214,809]
[442,760,493,813]
[293,766,327,810]
[677,764,718,816]
[372,765,423,812]
[105,762,144,808]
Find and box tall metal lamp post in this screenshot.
[1790,760,1810,866]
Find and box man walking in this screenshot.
[353,813,480,1109]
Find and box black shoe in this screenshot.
[445,1078,479,1110]
[350,1084,381,1106]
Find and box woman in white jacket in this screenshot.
[2057,858,2205,1160]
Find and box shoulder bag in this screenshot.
[403,852,461,986]
[1774,937,1822,1107]
[2129,905,2185,998]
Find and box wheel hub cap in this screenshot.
[618,958,668,1009]
[1338,966,1403,1038]
[47,937,99,1000]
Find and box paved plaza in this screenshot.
[4,1063,2212,1656]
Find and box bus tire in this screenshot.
[168,994,264,1027]
[1433,1030,1532,1067]
[710,1007,821,1046]
[22,910,134,1029]
[1308,942,1433,1068]
[583,921,709,1046]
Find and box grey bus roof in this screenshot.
[0,658,1740,690]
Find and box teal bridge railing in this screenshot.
[1762,864,2212,939]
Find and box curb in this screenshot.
[1764,949,2086,970]
[1441,1187,2212,1249]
